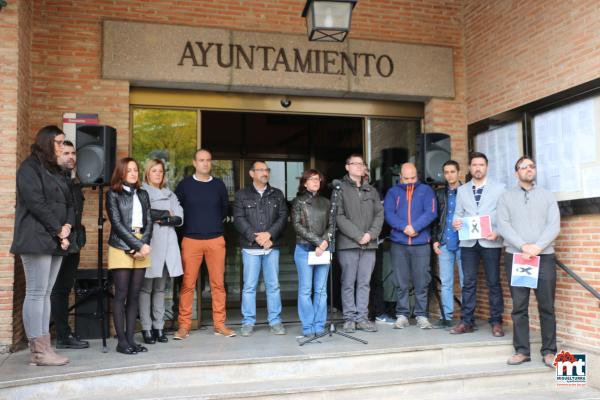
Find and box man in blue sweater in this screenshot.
[174,149,235,339]
[384,163,437,329]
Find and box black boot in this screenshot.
[56,333,90,349]
[142,330,156,344]
[153,329,168,343]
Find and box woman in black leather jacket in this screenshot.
[291,169,333,338]
[106,157,152,355]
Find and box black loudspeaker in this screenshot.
[381,147,408,194]
[416,133,451,185]
[76,125,116,186]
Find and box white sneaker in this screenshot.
[416,316,432,329]
[393,315,409,329]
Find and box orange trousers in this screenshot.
[178,236,227,330]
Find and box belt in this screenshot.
[131,227,142,234]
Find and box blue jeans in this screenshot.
[438,245,463,320]
[294,244,330,336]
[460,243,503,326]
[241,249,282,326]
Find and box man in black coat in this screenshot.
[233,161,288,337]
[51,141,89,349]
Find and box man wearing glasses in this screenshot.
[336,154,384,333]
[234,161,288,337]
[497,156,560,367]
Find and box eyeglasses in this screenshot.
[347,162,366,167]
[252,168,271,173]
[518,163,536,170]
[54,140,65,146]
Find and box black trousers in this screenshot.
[505,252,557,357]
[460,243,503,325]
[51,253,79,340]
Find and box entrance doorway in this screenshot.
[202,111,363,310]
[130,88,424,327]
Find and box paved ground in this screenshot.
[0,311,516,386]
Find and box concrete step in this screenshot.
[1,339,567,400]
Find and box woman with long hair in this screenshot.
[139,159,183,344]
[11,125,73,366]
[291,169,333,338]
[106,157,153,355]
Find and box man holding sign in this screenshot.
[497,156,560,367]
[450,152,506,337]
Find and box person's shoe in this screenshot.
[142,330,156,344]
[40,335,70,365]
[431,319,453,329]
[356,320,378,332]
[375,314,395,324]
[132,343,148,353]
[492,323,505,337]
[153,329,168,343]
[507,353,531,365]
[449,322,474,334]
[214,326,237,337]
[416,316,433,329]
[56,333,90,349]
[29,337,69,366]
[173,327,189,340]
[543,353,556,368]
[270,323,287,335]
[342,321,356,333]
[240,325,254,337]
[116,344,137,355]
[393,315,410,329]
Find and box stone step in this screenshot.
[76,361,587,400]
[1,339,556,400]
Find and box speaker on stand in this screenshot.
[74,124,117,353]
[416,133,451,185]
[416,132,453,322]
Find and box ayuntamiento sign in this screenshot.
[102,20,454,101]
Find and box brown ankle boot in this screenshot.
[29,336,69,366]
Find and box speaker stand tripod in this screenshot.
[94,185,109,352]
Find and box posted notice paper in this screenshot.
[308,251,331,265]
[458,215,492,241]
[510,253,540,289]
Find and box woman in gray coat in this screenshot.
[140,159,184,344]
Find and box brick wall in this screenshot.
[464,0,600,349]
[0,0,32,353]
[5,0,465,348]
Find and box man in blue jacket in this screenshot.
[384,163,437,329]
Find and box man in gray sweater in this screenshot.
[497,156,560,368]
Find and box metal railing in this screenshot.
[556,259,600,307]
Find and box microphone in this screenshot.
[328,179,342,190]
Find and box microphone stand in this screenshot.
[299,184,368,346]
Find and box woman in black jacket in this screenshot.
[106,157,152,355]
[291,169,333,338]
[11,125,73,366]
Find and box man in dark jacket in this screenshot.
[51,141,89,349]
[384,163,437,330]
[431,160,463,329]
[336,154,384,333]
[233,161,288,337]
